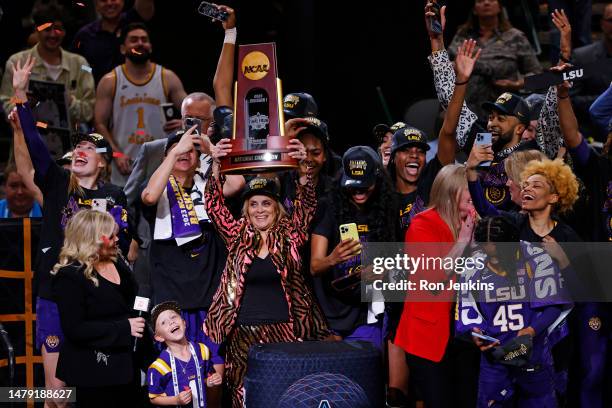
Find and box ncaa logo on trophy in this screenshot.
[220,43,298,174]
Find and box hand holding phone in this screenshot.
[474,133,493,167]
[426,1,443,35]
[471,331,500,343]
[198,1,229,22]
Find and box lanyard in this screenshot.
[169,343,205,408]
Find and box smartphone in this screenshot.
[91,198,107,213]
[339,223,360,247]
[475,132,492,167]
[161,103,180,123]
[197,1,229,22]
[184,117,203,136]
[471,331,500,343]
[428,1,443,34]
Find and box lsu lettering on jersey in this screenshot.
[111,63,169,186]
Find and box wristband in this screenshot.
[455,79,469,86]
[224,28,237,44]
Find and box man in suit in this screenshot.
[571,3,612,141]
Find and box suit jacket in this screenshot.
[571,41,612,124]
[394,208,455,362]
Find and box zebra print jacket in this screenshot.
[203,174,330,344]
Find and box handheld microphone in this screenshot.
[133,294,150,352]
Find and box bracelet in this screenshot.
[224,28,237,44]
[455,79,469,86]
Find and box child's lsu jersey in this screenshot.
[148,341,213,407]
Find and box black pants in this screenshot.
[406,338,479,408]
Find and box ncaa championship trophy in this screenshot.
[220,43,298,174]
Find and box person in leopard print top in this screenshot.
[203,133,330,407]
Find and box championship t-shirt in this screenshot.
[311,207,369,335]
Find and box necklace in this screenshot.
[176,356,190,375]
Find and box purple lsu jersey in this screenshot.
[457,244,571,363]
[148,341,213,405]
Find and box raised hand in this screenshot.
[455,39,482,83]
[7,108,22,132]
[170,125,199,156]
[550,62,573,96]
[210,138,233,163]
[284,118,309,139]
[551,9,572,62]
[216,4,236,30]
[425,1,446,40]
[11,56,35,101]
[287,138,307,162]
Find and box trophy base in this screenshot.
[220,136,298,175]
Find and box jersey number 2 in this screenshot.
[493,304,524,332]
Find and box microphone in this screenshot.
[133,294,150,352]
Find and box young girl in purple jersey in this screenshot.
[457,216,572,408]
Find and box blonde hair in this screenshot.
[52,210,117,286]
[520,158,579,214]
[505,150,546,184]
[428,164,468,239]
[241,196,287,228]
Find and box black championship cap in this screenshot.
[150,301,182,328]
[56,150,73,166]
[241,177,280,202]
[490,335,533,367]
[299,116,329,144]
[165,129,187,154]
[372,121,407,144]
[390,126,430,156]
[482,92,530,125]
[283,92,318,119]
[340,146,381,189]
[73,133,113,163]
[212,105,233,143]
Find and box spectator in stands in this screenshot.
[204,130,328,408]
[571,3,612,141]
[589,84,612,138]
[394,164,478,408]
[448,0,542,117]
[0,164,42,218]
[94,22,186,187]
[549,0,593,63]
[51,210,145,407]
[522,93,546,142]
[72,0,155,84]
[0,2,95,127]
[310,146,397,349]
[11,58,134,407]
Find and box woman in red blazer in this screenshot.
[394,164,476,408]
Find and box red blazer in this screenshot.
[394,208,455,362]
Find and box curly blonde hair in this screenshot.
[52,210,117,286]
[520,158,579,214]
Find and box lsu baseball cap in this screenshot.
[150,301,182,329]
[482,93,530,125]
[283,92,318,119]
[298,116,329,144]
[390,126,430,156]
[372,121,407,143]
[165,129,187,154]
[73,133,113,163]
[241,177,281,202]
[490,335,533,367]
[340,146,381,189]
